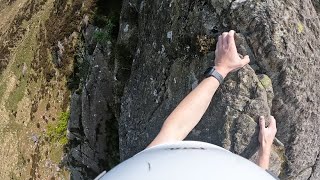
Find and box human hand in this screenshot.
[214,30,250,78]
[259,116,277,153]
[257,116,277,169]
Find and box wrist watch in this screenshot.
[204,67,224,84]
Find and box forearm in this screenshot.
[257,146,271,170]
[148,77,220,147]
[163,77,220,139]
[257,116,277,170]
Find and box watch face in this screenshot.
[203,66,223,84]
[204,67,214,76]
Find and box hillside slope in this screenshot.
[0,0,93,179]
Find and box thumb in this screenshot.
[242,55,250,66]
[259,116,266,131]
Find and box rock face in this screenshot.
[66,24,122,179]
[116,0,320,179]
[66,0,320,179]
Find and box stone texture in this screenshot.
[66,0,320,179]
[229,0,320,179]
[66,25,120,179]
[309,153,320,180]
[116,0,320,179]
[312,0,320,14]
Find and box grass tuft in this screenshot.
[47,111,69,145]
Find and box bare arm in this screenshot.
[148,30,250,148]
[257,116,277,170]
[147,76,221,147]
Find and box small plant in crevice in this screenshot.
[93,19,115,45]
[47,111,70,145]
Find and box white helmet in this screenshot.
[96,141,276,180]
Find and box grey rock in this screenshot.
[83,24,97,55]
[309,153,320,180]
[67,27,120,179]
[68,0,320,180]
[22,62,27,77]
[312,0,320,14]
[83,15,89,28]
[117,0,320,179]
[230,0,320,178]
[31,134,39,144]
[295,167,313,180]
[210,0,233,15]
[69,168,84,180]
[235,33,257,66]
[69,93,81,131]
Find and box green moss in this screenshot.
[258,74,272,89]
[93,19,115,45]
[47,111,69,164]
[47,111,69,145]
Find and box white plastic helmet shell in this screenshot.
[95,141,276,180]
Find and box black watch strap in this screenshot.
[204,67,224,84]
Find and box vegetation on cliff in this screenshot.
[47,111,70,145]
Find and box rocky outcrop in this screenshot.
[66,24,120,179]
[228,1,320,179]
[65,0,320,179]
[117,0,320,179]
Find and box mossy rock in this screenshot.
[258,74,272,89]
